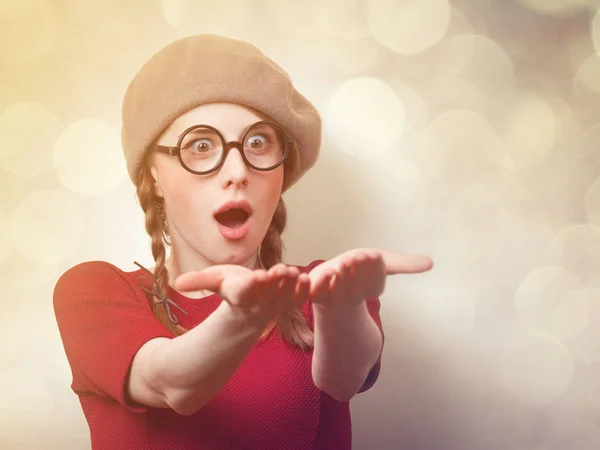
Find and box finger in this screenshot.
[346,252,369,297]
[347,251,368,279]
[356,251,372,266]
[220,271,263,304]
[173,265,241,292]
[257,264,286,302]
[278,265,300,286]
[310,268,336,304]
[278,267,300,302]
[294,273,311,305]
[310,267,335,296]
[362,252,386,298]
[266,263,288,290]
[247,269,269,298]
[268,263,289,279]
[376,249,433,274]
[329,258,352,302]
[361,251,385,279]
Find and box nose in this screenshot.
[220,145,249,189]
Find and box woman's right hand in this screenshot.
[173,263,311,328]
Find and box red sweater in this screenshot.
[53,259,384,450]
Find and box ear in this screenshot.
[150,165,164,198]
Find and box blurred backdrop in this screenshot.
[1,0,600,449]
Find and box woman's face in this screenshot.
[151,102,285,269]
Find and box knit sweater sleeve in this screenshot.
[303,259,384,394]
[53,261,174,413]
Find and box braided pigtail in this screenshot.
[135,152,187,336]
[258,198,314,351]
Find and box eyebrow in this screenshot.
[176,123,262,141]
[180,128,216,138]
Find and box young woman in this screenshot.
[53,34,433,450]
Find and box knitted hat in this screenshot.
[121,34,321,191]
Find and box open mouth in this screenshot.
[214,207,250,229]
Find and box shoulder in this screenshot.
[55,261,132,292]
[53,261,143,310]
[57,260,128,280]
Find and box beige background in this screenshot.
[1,0,600,449]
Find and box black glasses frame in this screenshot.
[154,120,294,175]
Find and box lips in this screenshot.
[213,200,253,238]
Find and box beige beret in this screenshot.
[121,34,321,191]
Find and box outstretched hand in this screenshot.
[173,248,433,321]
[307,248,433,308]
[173,263,311,326]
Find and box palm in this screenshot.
[308,248,433,306]
[173,249,433,314]
[173,263,311,325]
[175,264,255,304]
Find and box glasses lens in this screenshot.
[179,127,223,173]
[243,123,287,169]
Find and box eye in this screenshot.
[246,134,267,149]
[187,139,213,153]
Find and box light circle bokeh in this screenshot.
[325,77,406,160]
[0,0,58,66]
[0,102,64,178]
[54,119,127,197]
[366,0,451,55]
[313,0,371,41]
[9,189,85,264]
[418,109,514,209]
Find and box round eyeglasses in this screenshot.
[154,121,294,175]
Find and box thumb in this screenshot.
[380,249,434,274]
[173,264,242,292]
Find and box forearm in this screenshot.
[311,300,383,402]
[143,302,268,415]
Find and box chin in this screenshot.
[213,243,258,265]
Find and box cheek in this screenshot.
[161,177,211,226]
[266,167,284,194]
[260,170,283,203]
[255,171,284,221]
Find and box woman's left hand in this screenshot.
[308,248,433,308]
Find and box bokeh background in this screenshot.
[1,0,600,448]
